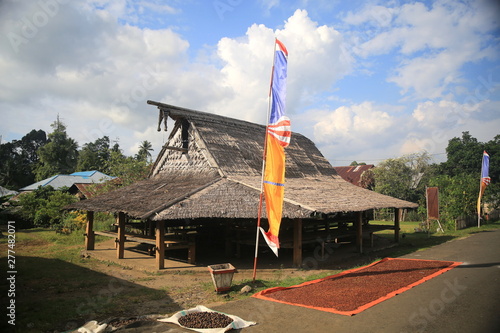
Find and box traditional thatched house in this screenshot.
[68,101,417,269]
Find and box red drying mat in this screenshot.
[253,258,462,316]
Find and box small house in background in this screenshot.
[19,171,115,193]
[69,177,122,200]
[334,164,375,189]
[0,186,18,198]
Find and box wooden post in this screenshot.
[116,212,125,259]
[293,219,302,267]
[225,224,232,257]
[355,211,363,253]
[85,211,95,250]
[156,220,165,269]
[187,241,196,265]
[394,208,400,243]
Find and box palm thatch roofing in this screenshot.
[67,101,417,220]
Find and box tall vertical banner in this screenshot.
[260,39,290,257]
[426,187,439,220]
[477,151,490,227]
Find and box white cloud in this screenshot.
[0,4,352,157]
[399,98,498,157]
[345,0,499,99]
[343,5,394,27]
[313,102,393,142]
[307,102,397,162]
[210,9,352,122]
[411,100,482,129]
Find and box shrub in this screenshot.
[18,186,77,228]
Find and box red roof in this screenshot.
[334,165,374,187]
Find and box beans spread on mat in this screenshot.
[178,312,233,329]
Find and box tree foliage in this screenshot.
[35,117,78,181]
[136,140,154,163]
[106,150,150,186]
[76,136,111,172]
[429,174,478,228]
[18,186,77,228]
[373,151,432,203]
[0,130,47,189]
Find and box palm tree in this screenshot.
[137,140,153,163]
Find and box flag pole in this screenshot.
[478,152,485,228]
[252,38,278,282]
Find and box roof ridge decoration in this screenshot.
[148,100,266,132]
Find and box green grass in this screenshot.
[371,219,500,257]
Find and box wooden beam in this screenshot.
[293,219,303,267]
[355,211,363,253]
[85,211,95,250]
[164,146,188,153]
[394,208,401,243]
[156,221,165,269]
[116,212,126,259]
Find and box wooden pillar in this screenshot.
[156,220,165,269]
[116,212,125,259]
[85,211,95,250]
[394,208,401,243]
[187,239,196,265]
[293,219,302,267]
[225,224,232,257]
[355,211,363,253]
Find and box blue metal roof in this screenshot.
[19,171,115,191]
[70,171,98,178]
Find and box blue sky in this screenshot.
[1,0,499,166]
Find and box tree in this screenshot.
[106,150,150,186]
[429,174,478,229]
[359,169,375,190]
[437,132,499,212]
[0,142,22,189]
[35,117,78,180]
[441,131,482,177]
[18,186,77,228]
[0,130,47,189]
[16,129,48,167]
[373,152,432,203]
[76,136,111,172]
[136,140,154,163]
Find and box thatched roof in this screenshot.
[67,101,417,219]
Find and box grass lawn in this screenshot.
[0,229,182,332]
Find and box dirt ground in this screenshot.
[79,236,399,316]
[81,239,334,308]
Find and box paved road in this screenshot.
[212,229,500,333]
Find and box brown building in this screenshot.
[334,164,375,189]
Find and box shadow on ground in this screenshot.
[0,256,183,333]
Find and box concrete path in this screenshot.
[211,229,500,333]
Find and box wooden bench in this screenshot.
[94,230,196,264]
[228,223,395,260]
